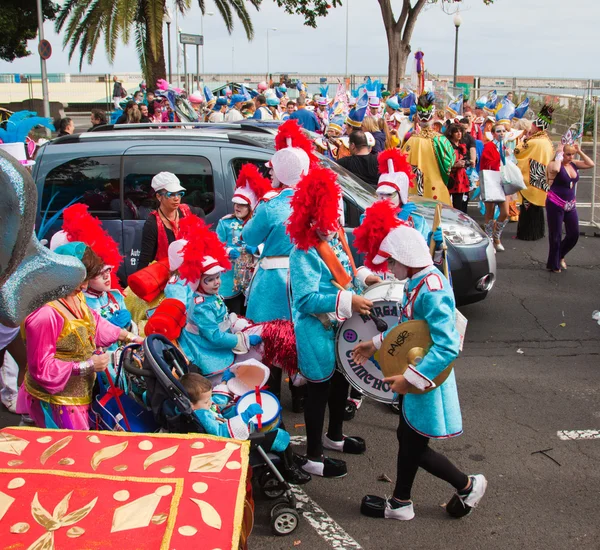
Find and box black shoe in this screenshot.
[344,399,357,421]
[361,495,415,520]
[323,434,366,455]
[294,455,348,478]
[281,463,312,485]
[292,396,305,414]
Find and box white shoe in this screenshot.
[385,500,415,521]
[494,240,505,252]
[361,495,415,520]
[464,474,488,508]
[1,395,17,414]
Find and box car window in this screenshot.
[230,157,271,182]
[123,155,215,220]
[322,157,376,212]
[42,156,121,218]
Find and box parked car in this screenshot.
[33,124,495,306]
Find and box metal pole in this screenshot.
[175,9,181,87]
[35,0,50,119]
[591,96,598,226]
[166,21,172,82]
[232,45,234,73]
[183,44,187,91]
[196,45,200,91]
[579,83,588,146]
[201,16,205,78]
[344,0,349,78]
[266,30,270,80]
[453,26,459,89]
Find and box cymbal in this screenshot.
[379,320,453,394]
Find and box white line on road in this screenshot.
[557,430,600,440]
[290,485,363,550]
[290,435,307,446]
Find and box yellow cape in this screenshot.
[402,133,451,205]
[515,132,555,207]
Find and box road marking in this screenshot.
[290,485,363,550]
[557,430,600,440]
[290,435,307,446]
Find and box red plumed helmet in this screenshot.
[177,214,231,284]
[377,149,415,187]
[352,200,403,271]
[286,166,341,251]
[274,119,318,165]
[234,163,273,209]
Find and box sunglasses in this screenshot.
[494,130,506,134]
[162,191,185,198]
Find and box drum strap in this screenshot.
[315,229,357,290]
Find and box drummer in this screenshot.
[351,200,487,520]
[287,165,380,479]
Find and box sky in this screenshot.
[1,0,597,79]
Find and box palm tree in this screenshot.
[55,0,260,89]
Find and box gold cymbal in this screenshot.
[379,320,453,394]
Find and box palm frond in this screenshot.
[228,0,254,40]
[211,0,234,33]
[54,0,83,32]
[134,22,148,78]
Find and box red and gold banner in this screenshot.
[0,427,250,550]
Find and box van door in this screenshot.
[121,144,224,277]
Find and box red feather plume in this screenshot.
[286,166,341,251]
[178,214,231,284]
[236,163,272,200]
[352,200,403,271]
[377,149,415,188]
[62,204,123,270]
[274,119,318,165]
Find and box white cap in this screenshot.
[0,142,35,167]
[151,171,185,193]
[368,96,381,108]
[201,256,225,276]
[317,96,328,106]
[365,132,375,148]
[372,225,433,268]
[232,187,258,210]
[49,230,70,251]
[267,148,310,188]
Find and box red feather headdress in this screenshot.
[377,149,415,188]
[235,163,272,201]
[178,214,231,284]
[274,119,318,165]
[352,200,404,271]
[62,204,123,269]
[286,166,341,251]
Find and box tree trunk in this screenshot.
[145,37,166,89]
[140,0,167,88]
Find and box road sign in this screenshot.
[38,40,52,60]
[179,33,203,46]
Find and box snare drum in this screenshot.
[335,280,405,403]
[235,390,282,433]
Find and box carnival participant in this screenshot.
[290,96,320,132]
[516,104,555,241]
[252,95,273,120]
[288,166,378,478]
[545,142,594,272]
[18,242,142,430]
[282,100,296,121]
[266,97,281,120]
[337,131,380,188]
[315,88,330,133]
[445,123,471,213]
[481,123,511,251]
[138,172,193,270]
[242,121,314,407]
[208,97,228,123]
[368,96,382,119]
[362,116,386,154]
[241,101,255,119]
[352,201,487,520]
[403,92,454,205]
[115,101,140,125]
[217,164,271,314]
[225,94,245,122]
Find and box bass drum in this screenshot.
[336,280,405,403]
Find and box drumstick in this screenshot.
[255,385,263,430]
[331,280,388,332]
[430,204,442,257]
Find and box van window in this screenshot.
[230,158,271,183]
[123,155,215,220]
[42,156,121,218]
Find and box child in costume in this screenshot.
[216,164,271,314]
[180,371,309,484]
[352,201,487,521]
[287,165,380,479]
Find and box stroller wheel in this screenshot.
[259,470,286,500]
[270,504,300,536]
[344,400,357,421]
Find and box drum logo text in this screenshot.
[344,350,391,393]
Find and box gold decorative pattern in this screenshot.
[138,440,153,451]
[190,497,222,530]
[111,492,162,533]
[188,447,236,473]
[151,513,168,525]
[0,433,30,456]
[66,527,85,538]
[190,442,204,449]
[90,441,128,470]
[7,477,25,489]
[113,490,130,502]
[192,482,208,494]
[7,460,24,466]
[0,491,15,521]
[154,485,172,497]
[57,458,75,466]
[113,464,128,472]
[87,435,101,444]
[178,526,197,536]
[10,522,30,533]
[225,461,241,470]
[160,466,175,474]
[143,446,179,470]
[36,437,52,444]
[40,436,72,465]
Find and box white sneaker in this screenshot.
[494,240,505,252]
[384,500,415,521]
[464,474,488,508]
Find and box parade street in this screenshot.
[244,220,600,550]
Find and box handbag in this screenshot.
[500,160,526,195]
[479,169,505,203]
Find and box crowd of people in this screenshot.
[0,76,594,538]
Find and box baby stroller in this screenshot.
[123,333,302,536]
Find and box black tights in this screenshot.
[304,370,349,460]
[394,406,469,501]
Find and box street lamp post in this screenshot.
[453,13,462,90]
[164,10,172,82]
[345,0,349,78]
[266,28,277,81]
[201,11,214,78]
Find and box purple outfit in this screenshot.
[546,162,579,271]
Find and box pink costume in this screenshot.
[17,294,121,430]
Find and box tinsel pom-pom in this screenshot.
[260,320,298,376]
